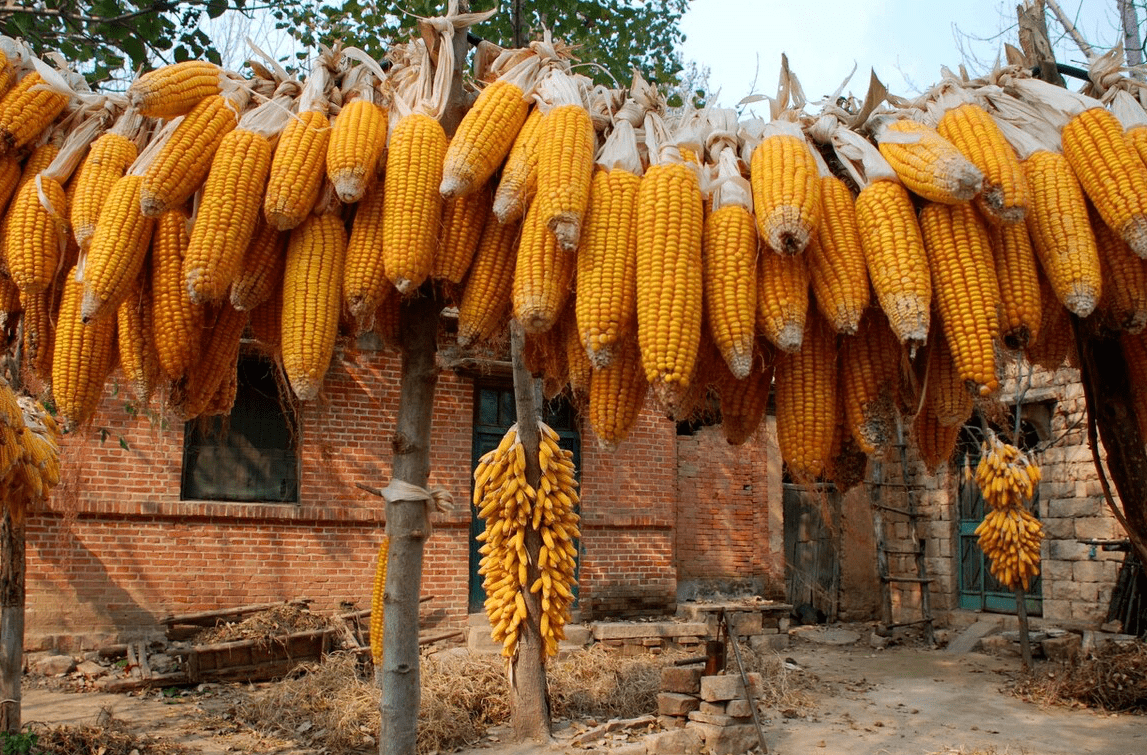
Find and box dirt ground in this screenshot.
[20,627,1146,755]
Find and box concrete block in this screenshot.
[562,624,592,646]
[658,692,700,717]
[592,621,709,641]
[748,633,789,652]
[686,722,761,755]
[647,727,703,754]
[700,673,761,702]
[1042,633,1082,664]
[661,665,703,694]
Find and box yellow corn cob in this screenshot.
[202,361,238,417]
[441,80,530,199]
[172,302,248,419]
[0,275,21,319]
[1093,203,1147,334]
[281,213,347,401]
[493,107,543,223]
[840,307,902,454]
[826,381,870,493]
[749,132,821,255]
[987,215,1042,350]
[70,132,138,251]
[141,94,243,216]
[1062,107,1147,258]
[372,284,401,349]
[854,179,932,347]
[715,349,774,446]
[913,404,962,474]
[672,329,723,423]
[757,248,810,354]
[0,50,12,100]
[810,176,870,335]
[51,268,117,431]
[4,175,69,293]
[1022,150,1101,317]
[327,98,388,204]
[577,168,640,368]
[434,182,491,287]
[183,127,274,304]
[636,163,705,410]
[265,110,331,230]
[0,155,21,217]
[919,201,1001,396]
[249,282,282,354]
[382,113,447,294]
[774,311,838,480]
[343,178,386,324]
[82,174,157,322]
[150,208,203,381]
[457,216,519,347]
[370,536,390,663]
[19,287,57,382]
[127,61,223,119]
[229,215,286,311]
[588,334,647,449]
[18,136,61,189]
[1026,272,1073,371]
[535,104,595,250]
[924,325,973,427]
[117,279,159,404]
[0,73,70,155]
[937,102,1029,224]
[513,200,575,334]
[564,302,593,399]
[876,118,983,204]
[703,205,758,378]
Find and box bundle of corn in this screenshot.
[0,378,61,505]
[473,422,579,658]
[973,432,1044,590]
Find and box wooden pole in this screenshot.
[507,320,551,742]
[0,500,24,732]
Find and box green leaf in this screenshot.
[119,436,130,451]
[207,0,229,18]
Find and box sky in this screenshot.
[678,0,1118,110]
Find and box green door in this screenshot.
[468,384,581,613]
[956,427,1042,614]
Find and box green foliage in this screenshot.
[271,0,689,88]
[0,731,38,755]
[0,1,250,85]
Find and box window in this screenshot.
[181,354,298,502]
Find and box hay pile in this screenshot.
[1014,639,1147,713]
[27,714,192,755]
[194,603,344,645]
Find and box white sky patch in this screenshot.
[679,0,1117,111]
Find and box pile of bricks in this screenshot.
[657,665,763,755]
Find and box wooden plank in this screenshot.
[160,599,311,627]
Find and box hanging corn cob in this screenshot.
[912,405,962,474]
[714,345,774,446]
[829,124,932,349]
[587,333,647,449]
[127,60,227,119]
[5,106,110,294]
[973,432,1043,590]
[183,87,294,305]
[512,196,575,335]
[576,119,642,369]
[370,536,389,664]
[265,54,336,230]
[116,278,160,405]
[434,181,491,294]
[474,422,579,659]
[170,301,249,419]
[326,57,389,204]
[635,112,705,413]
[747,119,821,255]
[1092,203,1147,335]
[51,266,117,431]
[492,107,543,223]
[229,215,286,312]
[757,241,810,354]
[532,70,595,251]
[870,114,983,204]
[70,109,148,252]
[140,82,251,216]
[1026,272,1074,372]
[924,324,974,428]
[840,307,902,455]
[987,213,1042,351]
[0,58,80,156]
[774,309,838,480]
[703,140,758,378]
[151,207,204,382]
[456,214,520,347]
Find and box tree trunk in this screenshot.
[0,501,25,732]
[1120,0,1143,68]
[507,321,551,742]
[379,294,443,755]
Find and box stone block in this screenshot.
[699,701,726,716]
[748,633,789,652]
[726,699,754,718]
[1047,498,1104,519]
[687,711,736,726]
[686,722,761,755]
[661,665,704,694]
[1042,560,1074,582]
[700,673,761,702]
[1048,540,1090,561]
[1042,633,1082,664]
[730,612,762,636]
[1041,517,1074,540]
[658,715,688,731]
[648,726,703,754]
[30,653,76,676]
[562,624,592,646]
[1075,517,1117,541]
[592,621,709,641]
[658,692,700,717]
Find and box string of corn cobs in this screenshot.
[972,432,1044,590]
[473,421,579,659]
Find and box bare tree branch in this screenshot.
[1045,0,1097,61]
